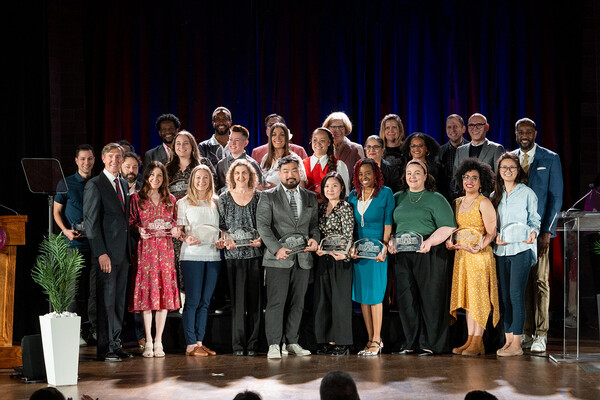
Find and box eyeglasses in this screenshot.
[365,145,382,150]
[410,144,425,149]
[329,125,345,131]
[462,175,480,182]
[467,123,486,129]
[499,166,518,172]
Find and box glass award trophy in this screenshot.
[187,224,220,245]
[279,232,308,255]
[499,222,532,243]
[352,238,385,260]
[451,228,483,251]
[318,234,352,255]
[225,227,259,248]
[389,231,423,252]
[143,218,174,238]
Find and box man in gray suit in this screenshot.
[452,113,505,196]
[256,155,320,359]
[143,113,180,167]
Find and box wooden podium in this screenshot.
[0,215,27,368]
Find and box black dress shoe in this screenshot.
[392,348,414,355]
[330,345,349,356]
[415,349,434,356]
[233,350,244,356]
[316,344,333,355]
[102,352,122,362]
[114,348,133,359]
[246,350,257,356]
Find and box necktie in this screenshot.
[114,178,125,212]
[521,153,529,174]
[289,191,298,222]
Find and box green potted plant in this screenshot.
[32,233,84,386]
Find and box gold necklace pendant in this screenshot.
[409,190,425,203]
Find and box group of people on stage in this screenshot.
[53,107,563,362]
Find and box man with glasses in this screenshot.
[144,113,180,167]
[251,113,308,164]
[512,117,563,353]
[452,113,504,197]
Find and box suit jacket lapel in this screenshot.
[478,140,491,163]
[276,185,296,226]
[99,172,126,214]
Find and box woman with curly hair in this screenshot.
[388,159,455,355]
[348,158,394,356]
[401,132,445,194]
[129,161,180,358]
[448,158,499,356]
[491,153,540,357]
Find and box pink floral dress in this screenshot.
[129,192,180,312]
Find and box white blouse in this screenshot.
[176,196,221,262]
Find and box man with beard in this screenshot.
[256,155,320,359]
[144,113,180,167]
[120,152,142,195]
[512,117,563,353]
[53,144,96,345]
[437,114,469,201]
[199,106,232,167]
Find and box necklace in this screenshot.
[408,190,425,203]
[461,195,478,210]
[358,188,374,227]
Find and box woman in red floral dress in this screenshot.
[129,161,180,358]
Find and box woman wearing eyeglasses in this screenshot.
[364,135,401,193]
[490,153,540,357]
[322,112,365,174]
[448,158,499,356]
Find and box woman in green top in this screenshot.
[388,159,455,355]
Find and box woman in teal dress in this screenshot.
[348,158,394,356]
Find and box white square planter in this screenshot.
[39,314,81,386]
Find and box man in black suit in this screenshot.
[143,113,180,167]
[438,114,469,201]
[83,143,132,362]
[256,155,320,359]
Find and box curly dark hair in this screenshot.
[490,153,528,208]
[400,132,441,160]
[454,157,495,196]
[352,158,384,198]
[155,113,181,131]
[399,159,436,191]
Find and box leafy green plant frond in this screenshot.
[31,233,85,314]
[594,237,600,256]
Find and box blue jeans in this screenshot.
[497,250,533,335]
[180,260,220,345]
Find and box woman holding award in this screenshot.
[129,162,180,358]
[176,164,223,357]
[217,159,263,356]
[348,158,394,356]
[448,158,499,356]
[389,159,455,355]
[314,172,354,356]
[491,153,540,357]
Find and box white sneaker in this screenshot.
[281,343,288,355]
[521,334,534,349]
[531,335,547,352]
[285,343,311,356]
[267,344,281,359]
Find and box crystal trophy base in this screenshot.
[144,218,174,238]
[352,238,385,260]
[390,231,423,252]
[451,228,483,250]
[226,227,259,248]
[188,224,220,245]
[279,232,308,255]
[319,235,352,255]
[500,222,532,243]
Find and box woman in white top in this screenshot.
[260,122,307,189]
[176,164,224,357]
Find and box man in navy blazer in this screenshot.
[256,155,320,359]
[512,118,563,353]
[84,143,132,362]
[143,113,180,168]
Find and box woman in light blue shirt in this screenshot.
[490,153,540,357]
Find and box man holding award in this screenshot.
[256,155,320,359]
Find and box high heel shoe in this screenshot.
[364,340,383,356]
[357,340,372,356]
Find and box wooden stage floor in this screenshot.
[2,338,600,400]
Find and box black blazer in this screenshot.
[144,145,169,168]
[83,172,130,263]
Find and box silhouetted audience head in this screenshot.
[233,390,262,400]
[464,390,498,400]
[30,387,66,400]
[320,370,360,400]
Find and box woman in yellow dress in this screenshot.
[448,158,499,356]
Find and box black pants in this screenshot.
[313,256,353,345]
[265,265,310,346]
[393,244,450,353]
[95,258,129,357]
[226,257,263,352]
